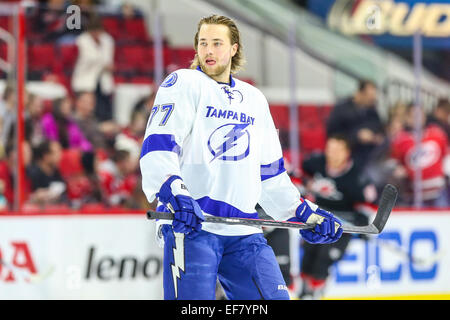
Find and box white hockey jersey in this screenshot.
[140,67,302,236]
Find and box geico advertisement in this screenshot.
[317,211,450,298]
[0,215,164,299]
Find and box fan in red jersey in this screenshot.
[391,104,449,207]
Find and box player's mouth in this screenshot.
[205,58,216,66]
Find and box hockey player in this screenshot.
[298,134,377,299]
[140,15,343,300]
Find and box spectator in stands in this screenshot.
[41,96,93,152]
[326,80,384,167]
[0,142,14,210]
[390,103,449,207]
[298,134,377,299]
[80,151,104,204]
[31,0,86,44]
[0,141,33,210]
[25,93,46,148]
[0,85,16,148]
[98,149,139,208]
[27,140,67,206]
[427,98,450,139]
[119,2,140,19]
[71,15,115,122]
[363,101,409,197]
[114,109,146,164]
[73,91,120,152]
[73,0,100,11]
[133,92,156,116]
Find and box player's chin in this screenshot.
[201,63,220,75]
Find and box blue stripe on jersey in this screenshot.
[196,196,259,219]
[260,158,286,181]
[140,134,181,159]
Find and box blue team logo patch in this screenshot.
[161,72,178,88]
[207,123,250,162]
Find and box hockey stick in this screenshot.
[147,184,398,235]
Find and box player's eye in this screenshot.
[214,42,221,47]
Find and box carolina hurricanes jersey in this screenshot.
[139,67,302,236]
[391,125,448,200]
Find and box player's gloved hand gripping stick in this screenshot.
[156,175,205,234]
[149,184,397,236]
[287,199,343,243]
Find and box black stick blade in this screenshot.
[372,184,398,233]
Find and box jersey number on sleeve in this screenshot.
[147,103,175,128]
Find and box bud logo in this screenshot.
[328,0,450,37]
[0,242,37,283]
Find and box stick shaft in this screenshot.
[147,211,378,234]
[147,184,397,235]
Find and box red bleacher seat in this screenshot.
[102,17,121,40]
[59,44,78,71]
[300,126,327,153]
[130,76,154,85]
[171,47,196,68]
[269,105,290,130]
[299,105,321,124]
[28,43,56,71]
[123,17,150,43]
[116,45,154,72]
[0,43,7,61]
[0,16,11,32]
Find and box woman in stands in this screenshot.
[41,96,93,152]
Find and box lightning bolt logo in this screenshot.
[171,233,185,299]
[208,123,250,162]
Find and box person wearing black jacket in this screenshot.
[298,134,377,299]
[326,80,384,167]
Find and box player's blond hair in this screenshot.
[190,15,245,74]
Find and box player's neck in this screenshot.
[198,65,232,85]
[210,70,232,85]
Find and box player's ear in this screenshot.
[231,43,238,57]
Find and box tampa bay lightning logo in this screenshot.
[221,86,243,104]
[207,123,250,162]
[161,73,178,88]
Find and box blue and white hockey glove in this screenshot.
[289,198,343,244]
[156,175,204,234]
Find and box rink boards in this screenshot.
[316,210,450,299]
[0,210,449,299]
